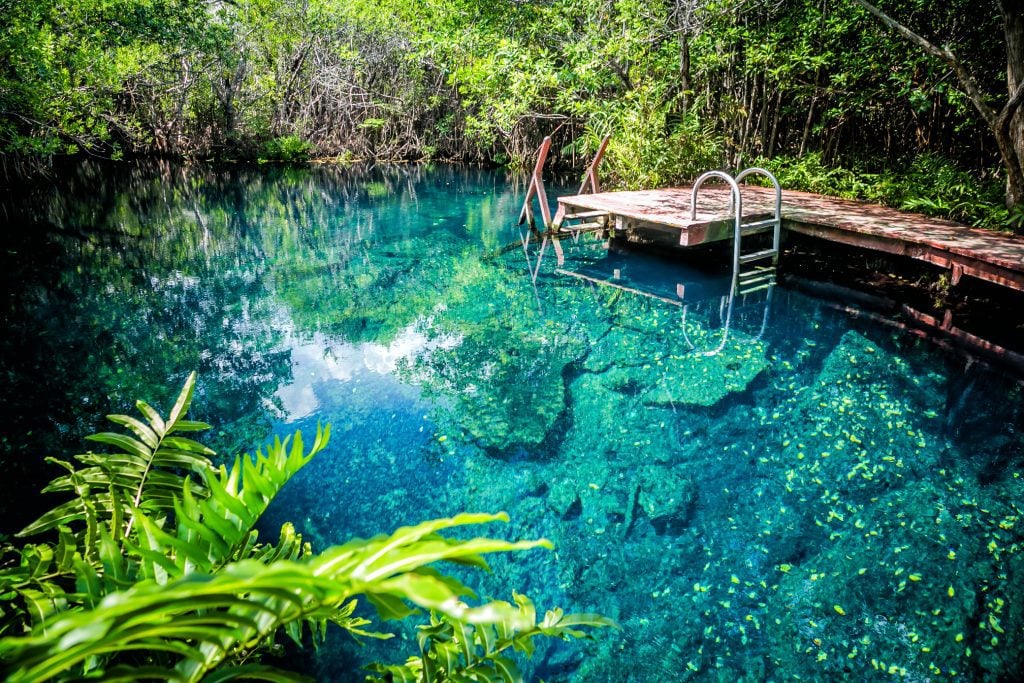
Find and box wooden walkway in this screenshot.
[557,186,1024,293]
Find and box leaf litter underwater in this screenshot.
[260,237,1024,681]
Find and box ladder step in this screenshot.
[739,264,776,275]
[738,281,776,296]
[738,269,776,285]
[740,223,775,236]
[564,210,609,220]
[741,218,778,230]
[738,248,778,264]
[738,275,776,289]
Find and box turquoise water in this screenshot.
[2,162,1023,680]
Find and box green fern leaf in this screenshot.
[134,400,166,436]
[19,373,214,543]
[203,663,314,682]
[3,514,560,683]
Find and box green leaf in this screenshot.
[366,592,420,621]
[488,654,521,683]
[55,527,77,571]
[166,420,211,434]
[85,433,152,460]
[166,372,197,428]
[204,663,314,682]
[105,415,160,449]
[135,400,166,436]
[161,437,215,456]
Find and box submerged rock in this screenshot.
[764,476,1024,680]
[636,464,696,536]
[580,311,769,409]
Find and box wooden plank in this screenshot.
[518,136,552,229]
[555,184,1024,292]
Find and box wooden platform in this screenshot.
[557,186,1024,293]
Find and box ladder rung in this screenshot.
[741,218,778,230]
[738,269,776,284]
[564,210,609,220]
[738,249,778,264]
[738,275,776,289]
[739,264,776,275]
[738,281,776,295]
[740,223,775,236]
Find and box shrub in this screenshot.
[258,135,314,164]
[755,152,1010,230]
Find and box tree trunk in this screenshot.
[799,69,822,158]
[679,31,691,116]
[1000,0,1024,209]
[739,73,760,164]
[854,0,1024,222]
[768,88,782,158]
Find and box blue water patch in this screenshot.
[1,161,1022,681]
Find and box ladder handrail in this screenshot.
[577,134,611,195]
[690,170,742,222]
[734,167,782,256]
[691,170,743,289]
[688,169,778,356]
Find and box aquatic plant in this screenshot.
[0,373,612,681]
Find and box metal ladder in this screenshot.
[681,168,780,356]
[680,285,775,356]
[690,167,782,295]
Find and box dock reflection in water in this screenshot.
[522,231,779,406]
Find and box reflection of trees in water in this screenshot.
[0,159,527,533]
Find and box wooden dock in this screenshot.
[557,186,1024,293]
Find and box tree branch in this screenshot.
[850,0,999,127]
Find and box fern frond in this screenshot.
[154,424,330,577]
[366,592,619,683]
[17,372,214,541]
[1,514,556,683]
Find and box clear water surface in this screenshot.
[1,161,1022,680]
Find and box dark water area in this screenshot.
[2,160,1023,680]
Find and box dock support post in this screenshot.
[577,134,611,195]
[951,263,964,286]
[518,136,553,244]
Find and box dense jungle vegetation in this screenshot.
[1,0,1022,229]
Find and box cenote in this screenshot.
[2,161,1023,681]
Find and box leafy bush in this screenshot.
[258,135,314,164]
[884,154,1009,229]
[754,152,872,200]
[756,152,1010,230]
[0,374,613,681]
[585,87,724,190]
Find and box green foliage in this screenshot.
[757,152,1009,229]
[584,89,724,189]
[367,595,618,682]
[0,373,612,681]
[1,0,1014,224]
[258,135,314,164]
[886,154,1009,229]
[753,153,869,200]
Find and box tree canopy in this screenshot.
[0,0,1017,227]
